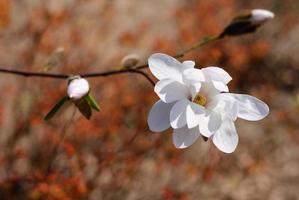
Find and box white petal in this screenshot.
[154,79,189,103]
[212,117,238,153]
[251,9,274,25]
[199,110,222,137]
[189,83,201,100]
[182,60,195,70]
[202,67,232,84]
[170,99,189,129]
[67,78,90,100]
[148,100,174,132]
[212,80,229,92]
[183,68,205,85]
[232,94,269,121]
[200,82,220,99]
[173,126,201,148]
[186,102,205,129]
[148,53,183,82]
[209,93,238,121]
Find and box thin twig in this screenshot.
[0,67,156,86]
[175,35,220,58]
[126,69,155,86]
[0,34,220,83]
[81,68,155,86]
[0,68,69,79]
[133,34,220,70]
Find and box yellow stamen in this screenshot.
[193,93,207,106]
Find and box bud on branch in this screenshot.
[219,9,274,38]
[121,54,140,68]
[45,77,100,120]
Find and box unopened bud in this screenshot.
[121,54,140,68]
[219,9,274,38]
[67,77,89,100]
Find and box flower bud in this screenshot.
[43,47,65,72]
[67,77,89,100]
[250,9,275,25]
[121,54,140,68]
[219,9,274,38]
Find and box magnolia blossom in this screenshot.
[250,9,274,25]
[147,53,269,153]
[67,77,90,100]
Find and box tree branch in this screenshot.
[0,34,220,85]
[0,68,69,79]
[133,34,220,70]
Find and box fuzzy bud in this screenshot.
[43,47,65,72]
[121,54,140,68]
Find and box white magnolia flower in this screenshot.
[67,77,90,100]
[147,53,269,153]
[250,9,274,25]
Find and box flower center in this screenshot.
[193,92,207,106]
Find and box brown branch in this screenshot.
[0,34,220,85]
[0,68,69,79]
[133,34,220,70]
[81,68,155,86]
[0,67,155,85]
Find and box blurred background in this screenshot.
[0,0,299,199]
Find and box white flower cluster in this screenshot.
[147,53,269,153]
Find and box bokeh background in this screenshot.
[0,0,299,199]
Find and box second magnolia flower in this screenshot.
[147,53,269,153]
